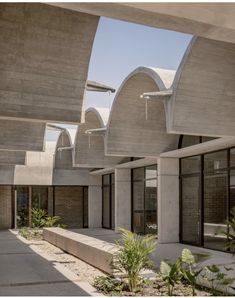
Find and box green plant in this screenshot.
[203,265,235,295]
[222,207,235,254]
[31,208,47,228]
[94,276,125,294]
[159,258,182,296]
[112,228,156,292]
[180,248,203,296]
[19,227,30,239]
[31,208,62,228]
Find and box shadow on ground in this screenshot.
[0,230,90,296]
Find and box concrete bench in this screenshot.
[43,227,118,274]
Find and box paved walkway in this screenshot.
[0,230,92,296]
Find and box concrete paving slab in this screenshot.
[0,281,89,296]
[0,230,92,296]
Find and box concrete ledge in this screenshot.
[43,228,118,274]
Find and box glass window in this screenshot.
[83,187,88,228]
[204,150,228,173]
[32,186,48,211]
[181,156,200,175]
[132,166,157,235]
[102,174,115,229]
[181,135,200,148]
[181,176,201,245]
[133,167,145,181]
[16,186,29,228]
[204,171,228,251]
[230,148,235,168]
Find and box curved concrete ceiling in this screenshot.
[105,67,179,157]
[54,130,73,169]
[50,3,235,44]
[168,37,235,137]
[0,3,99,123]
[74,107,125,168]
[0,120,46,151]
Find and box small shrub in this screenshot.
[180,248,203,296]
[19,227,30,239]
[94,276,125,295]
[159,258,182,296]
[112,228,156,292]
[31,208,63,228]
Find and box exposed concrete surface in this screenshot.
[0,150,26,165]
[157,157,179,243]
[0,120,45,151]
[0,230,92,296]
[0,3,99,123]
[106,67,178,157]
[115,169,131,231]
[43,227,118,274]
[169,37,235,137]
[74,108,123,168]
[50,3,235,44]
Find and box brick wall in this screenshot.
[54,186,84,228]
[0,186,12,229]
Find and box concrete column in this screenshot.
[88,175,102,228]
[158,157,179,243]
[115,169,131,231]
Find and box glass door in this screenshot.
[15,186,29,228]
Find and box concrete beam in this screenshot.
[168,37,235,137]
[0,3,99,123]
[50,3,235,44]
[0,150,26,165]
[0,119,45,151]
[106,67,178,157]
[74,107,124,168]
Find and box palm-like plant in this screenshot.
[112,228,156,292]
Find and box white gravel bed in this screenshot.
[17,234,106,284]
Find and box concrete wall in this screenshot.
[168,37,235,137]
[106,67,178,157]
[88,175,102,228]
[74,108,123,167]
[0,120,45,151]
[158,157,179,243]
[0,186,12,229]
[54,186,84,228]
[0,3,99,123]
[115,169,131,230]
[52,169,90,185]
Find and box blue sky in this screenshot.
[85,17,192,109]
[49,16,192,139]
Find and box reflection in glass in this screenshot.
[32,186,48,211]
[181,156,200,175]
[132,165,157,235]
[83,187,88,228]
[16,186,29,227]
[181,176,200,245]
[204,150,227,173]
[204,172,227,251]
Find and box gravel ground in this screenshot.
[18,234,106,284]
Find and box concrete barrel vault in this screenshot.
[0,3,99,123]
[168,36,235,137]
[54,130,73,169]
[105,67,179,157]
[74,107,125,168]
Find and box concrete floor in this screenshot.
[71,228,235,284]
[0,230,91,296]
